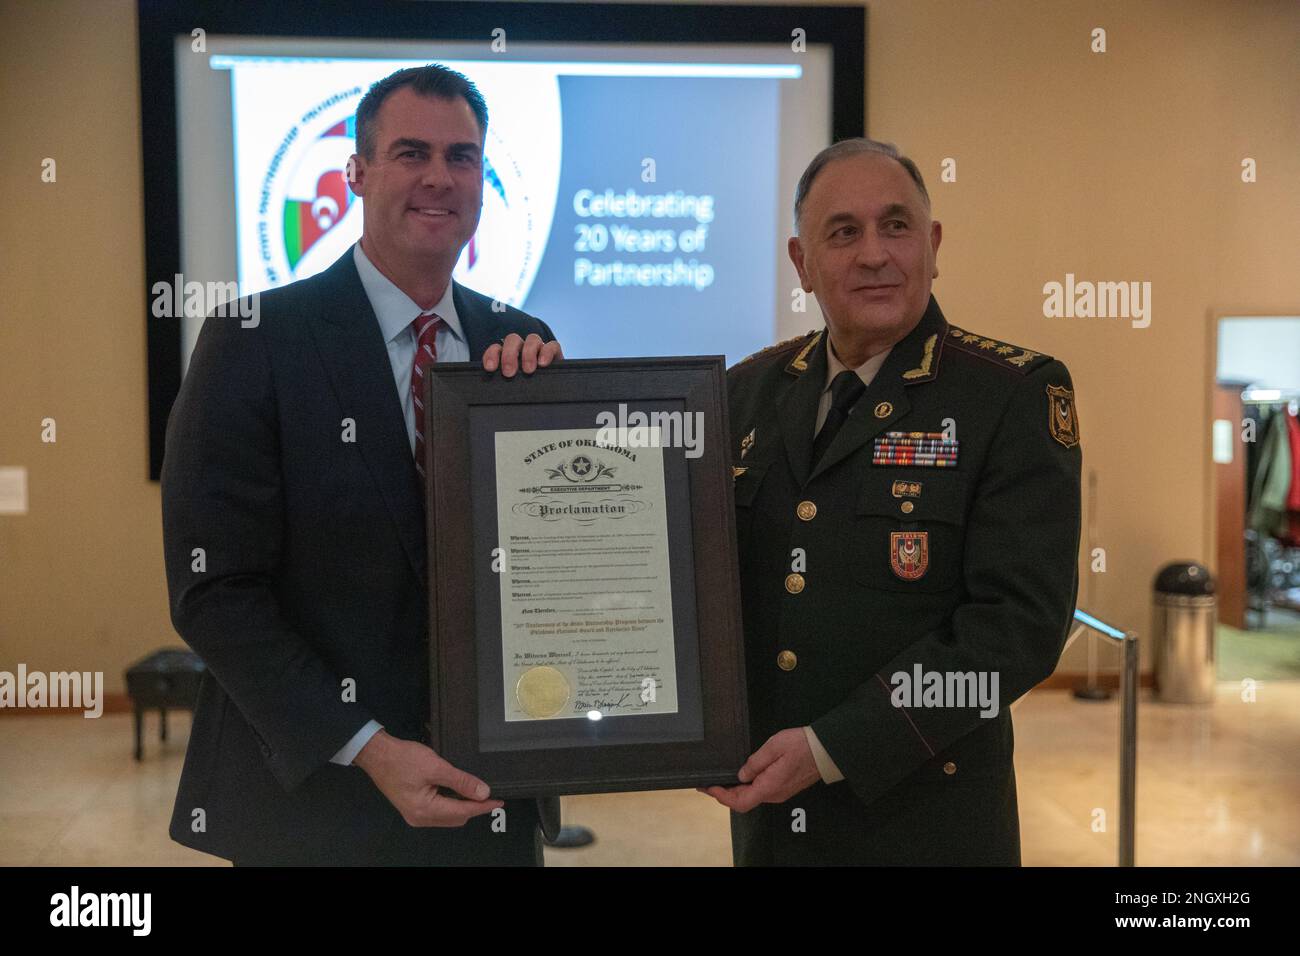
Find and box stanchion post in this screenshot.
[1117,630,1139,867]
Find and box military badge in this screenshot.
[740,428,756,458]
[891,480,923,498]
[1046,384,1080,448]
[890,531,929,580]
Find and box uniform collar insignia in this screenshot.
[783,329,824,376]
[895,296,948,385]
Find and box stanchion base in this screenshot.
[1072,685,1113,701]
[546,825,596,849]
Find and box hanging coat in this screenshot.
[1250,410,1293,540]
[1284,411,1300,545]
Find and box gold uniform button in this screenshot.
[784,572,805,594]
[943,761,957,775]
[900,500,914,514]
[777,650,798,671]
[797,500,817,521]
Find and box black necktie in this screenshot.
[811,370,867,469]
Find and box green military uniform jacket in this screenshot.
[726,295,1082,865]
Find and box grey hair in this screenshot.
[793,138,931,233]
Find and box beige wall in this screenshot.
[2,0,1297,691]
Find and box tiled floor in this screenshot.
[2,683,1296,866]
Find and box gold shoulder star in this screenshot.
[962,333,981,344]
[996,345,1015,354]
[978,339,998,349]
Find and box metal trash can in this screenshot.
[1152,562,1216,704]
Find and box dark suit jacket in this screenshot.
[726,297,1081,865]
[161,247,557,865]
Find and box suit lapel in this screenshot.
[453,283,503,361]
[807,297,950,483]
[309,249,427,584]
[774,331,828,490]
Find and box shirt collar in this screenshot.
[824,336,893,392]
[353,241,465,346]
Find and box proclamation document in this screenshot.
[494,427,680,722]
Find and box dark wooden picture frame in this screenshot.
[424,357,749,798]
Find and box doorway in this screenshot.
[1213,316,1300,680]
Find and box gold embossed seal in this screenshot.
[515,666,571,718]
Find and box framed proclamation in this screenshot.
[423,357,749,798]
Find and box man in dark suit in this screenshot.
[704,139,1081,864]
[161,65,561,865]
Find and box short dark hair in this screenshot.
[354,64,488,160]
[793,138,931,233]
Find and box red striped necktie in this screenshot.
[410,313,444,483]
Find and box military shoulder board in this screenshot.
[945,325,1053,375]
[733,329,821,370]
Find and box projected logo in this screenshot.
[452,124,542,307]
[253,93,363,285]
[252,87,555,307]
[283,117,358,273]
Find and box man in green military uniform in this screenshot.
[702,139,1082,865]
